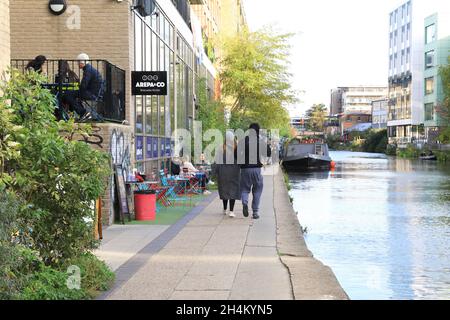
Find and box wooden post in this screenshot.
[94,197,103,240]
[98,197,103,240]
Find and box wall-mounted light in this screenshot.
[48,0,67,16]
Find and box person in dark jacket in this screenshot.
[62,53,103,118]
[238,123,271,220]
[25,55,47,73]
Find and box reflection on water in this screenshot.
[288,151,450,300]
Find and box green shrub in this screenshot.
[66,252,115,298]
[362,129,388,153]
[386,144,397,156]
[0,70,110,266]
[18,264,89,300]
[438,127,450,144]
[397,145,420,158]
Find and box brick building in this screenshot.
[9,0,217,225]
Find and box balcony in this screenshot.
[10,59,126,123]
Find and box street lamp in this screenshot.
[48,0,67,16]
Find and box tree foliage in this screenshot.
[436,56,450,123]
[219,27,296,136]
[306,104,327,132]
[195,77,226,136]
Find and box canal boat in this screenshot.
[419,151,437,161]
[281,136,332,171]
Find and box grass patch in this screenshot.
[124,194,207,225]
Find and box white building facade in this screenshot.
[341,86,387,114]
[387,0,449,145]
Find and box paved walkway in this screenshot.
[99,165,293,300]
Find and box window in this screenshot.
[425,24,436,44]
[425,103,434,121]
[425,77,434,95]
[425,50,434,68]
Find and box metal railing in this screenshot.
[10,59,126,123]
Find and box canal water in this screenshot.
[288,151,450,300]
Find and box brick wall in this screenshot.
[0,0,10,78]
[10,1,136,225]
[10,0,134,124]
[73,123,133,226]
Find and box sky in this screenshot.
[243,0,399,117]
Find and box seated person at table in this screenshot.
[181,156,210,194]
[62,53,103,119]
[56,60,80,85]
[180,156,198,175]
[26,55,47,73]
[171,158,181,176]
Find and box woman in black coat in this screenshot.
[212,131,241,218]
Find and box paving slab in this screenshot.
[95,225,169,271]
[229,246,293,300]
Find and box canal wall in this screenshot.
[273,168,349,300]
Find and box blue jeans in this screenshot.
[240,167,264,214]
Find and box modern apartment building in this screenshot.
[423,11,450,140]
[342,86,388,114]
[220,0,247,37]
[330,87,346,116]
[372,98,389,129]
[330,86,387,116]
[9,0,217,225]
[387,0,448,144]
[191,0,220,52]
[0,0,10,77]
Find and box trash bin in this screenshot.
[134,190,156,221]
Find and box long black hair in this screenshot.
[58,60,80,83]
[25,55,47,72]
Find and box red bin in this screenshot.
[134,190,156,221]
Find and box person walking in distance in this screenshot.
[238,123,271,220]
[212,131,241,218]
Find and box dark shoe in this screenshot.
[252,213,260,219]
[243,204,249,217]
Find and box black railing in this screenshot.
[10,59,126,123]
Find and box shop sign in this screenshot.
[132,71,167,95]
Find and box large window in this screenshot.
[425,50,434,68]
[425,103,434,121]
[425,24,436,44]
[425,77,434,95]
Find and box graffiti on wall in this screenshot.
[78,125,104,149]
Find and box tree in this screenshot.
[436,57,450,123]
[0,69,110,265]
[195,77,226,137]
[306,104,327,132]
[436,57,450,143]
[219,27,296,136]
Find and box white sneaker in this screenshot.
[223,209,228,216]
[229,211,236,218]
[203,190,211,195]
[208,181,215,185]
